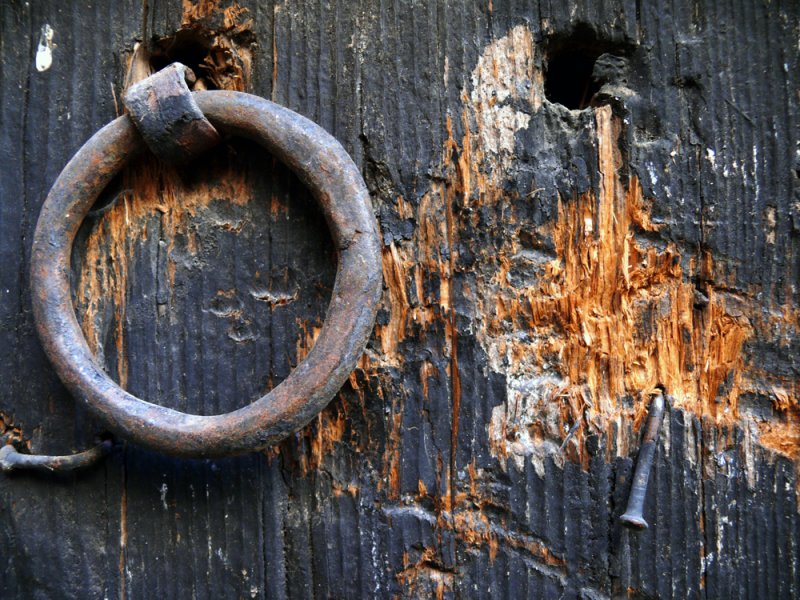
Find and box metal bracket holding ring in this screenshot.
[5,62,382,469]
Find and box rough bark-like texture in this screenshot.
[1,0,798,598]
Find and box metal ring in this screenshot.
[30,91,382,458]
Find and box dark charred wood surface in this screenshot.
[1,1,798,599]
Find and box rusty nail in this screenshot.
[0,439,113,474]
[620,392,666,530]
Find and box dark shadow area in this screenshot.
[543,24,634,110]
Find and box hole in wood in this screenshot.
[544,49,600,110]
[543,26,633,110]
[149,29,218,89]
[144,22,254,92]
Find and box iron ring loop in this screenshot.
[30,91,382,458]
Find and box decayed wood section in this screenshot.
[1,1,798,598]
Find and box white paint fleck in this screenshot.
[370,527,382,596]
[159,483,168,510]
[35,24,54,72]
[705,147,716,168]
[752,144,760,201]
[647,164,659,186]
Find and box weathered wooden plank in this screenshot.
[0,2,143,598]
[0,1,798,598]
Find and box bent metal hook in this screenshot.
[17,63,382,465]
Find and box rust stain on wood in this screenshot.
[74,156,254,387]
[383,402,403,499]
[395,548,454,600]
[0,413,30,452]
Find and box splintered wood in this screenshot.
[74,158,254,390]
[368,25,798,475]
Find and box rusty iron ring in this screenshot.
[30,91,382,458]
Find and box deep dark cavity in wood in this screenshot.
[145,16,256,93]
[545,49,601,109]
[543,23,634,110]
[149,29,220,88]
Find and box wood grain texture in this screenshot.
[0,0,798,598]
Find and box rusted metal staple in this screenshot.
[29,64,382,459]
[0,441,113,474]
[620,392,667,529]
[123,62,220,163]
